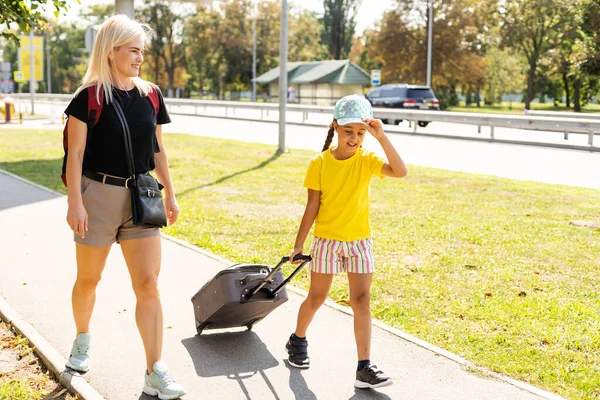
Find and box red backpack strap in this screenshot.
[147,87,160,118]
[87,85,104,130]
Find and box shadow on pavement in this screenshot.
[182,330,279,377]
[0,160,62,211]
[182,330,282,399]
[347,387,393,400]
[284,360,317,400]
[138,393,162,400]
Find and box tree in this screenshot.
[138,1,190,97]
[500,0,570,109]
[289,10,328,62]
[359,0,491,109]
[577,0,600,110]
[184,0,328,99]
[486,47,526,105]
[47,22,87,94]
[183,0,254,99]
[0,0,72,43]
[183,5,225,97]
[322,0,361,59]
[79,3,114,26]
[349,28,384,73]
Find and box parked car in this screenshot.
[366,84,439,127]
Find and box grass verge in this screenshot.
[0,321,75,399]
[447,101,600,115]
[0,129,599,399]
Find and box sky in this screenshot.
[57,0,396,35]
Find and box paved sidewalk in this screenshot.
[0,170,557,399]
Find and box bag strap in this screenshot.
[87,86,104,130]
[147,88,160,118]
[111,95,136,181]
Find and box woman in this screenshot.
[64,14,185,399]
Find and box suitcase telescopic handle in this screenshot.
[247,254,312,298]
[281,254,312,263]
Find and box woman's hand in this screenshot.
[67,202,88,238]
[164,195,180,225]
[362,117,386,140]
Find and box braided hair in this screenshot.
[322,119,336,152]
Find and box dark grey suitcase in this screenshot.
[191,255,311,334]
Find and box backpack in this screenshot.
[61,85,160,187]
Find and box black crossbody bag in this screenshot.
[112,97,168,228]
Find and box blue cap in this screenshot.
[333,94,373,126]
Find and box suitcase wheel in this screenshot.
[196,321,210,335]
[246,317,262,331]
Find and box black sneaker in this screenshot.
[355,364,393,389]
[286,336,310,369]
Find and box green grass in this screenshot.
[0,379,43,400]
[447,101,600,115]
[0,322,71,400]
[1,129,600,399]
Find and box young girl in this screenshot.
[287,94,407,389]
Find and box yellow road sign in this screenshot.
[19,36,44,81]
[14,71,24,82]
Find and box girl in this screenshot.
[64,15,185,399]
[287,94,407,389]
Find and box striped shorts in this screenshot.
[309,237,374,274]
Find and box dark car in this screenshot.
[366,84,439,127]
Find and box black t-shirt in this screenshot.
[64,86,171,177]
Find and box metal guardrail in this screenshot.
[524,109,600,119]
[11,93,600,146]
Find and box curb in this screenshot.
[162,233,565,400]
[0,296,105,400]
[0,168,62,196]
[1,169,564,400]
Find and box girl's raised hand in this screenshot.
[362,117,385,139]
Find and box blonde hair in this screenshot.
[75,14,155,104]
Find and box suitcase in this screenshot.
[191,254,312,334]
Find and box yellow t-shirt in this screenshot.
[304,147,386,242]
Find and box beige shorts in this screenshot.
[75,175,160,247]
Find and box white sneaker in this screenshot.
[143,361,186,399]
[65,333,91,372]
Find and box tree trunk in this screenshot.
[154,55,160,84]
[219,76,224,100]
[475,82,481,108]
[450,84,458,106]
[574,78,581,112]
[562,72,570,108]
[167,68,175,98]
[525,61,536,110]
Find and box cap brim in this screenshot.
[337,118,368,127]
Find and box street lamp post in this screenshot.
[252,5,257,102]
[115,0,135,18]
[47,32,51,93]
[426,0,433,87]
[30,29,35,115]
[278,0,288,153]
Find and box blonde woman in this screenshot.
[63,15,185,399]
